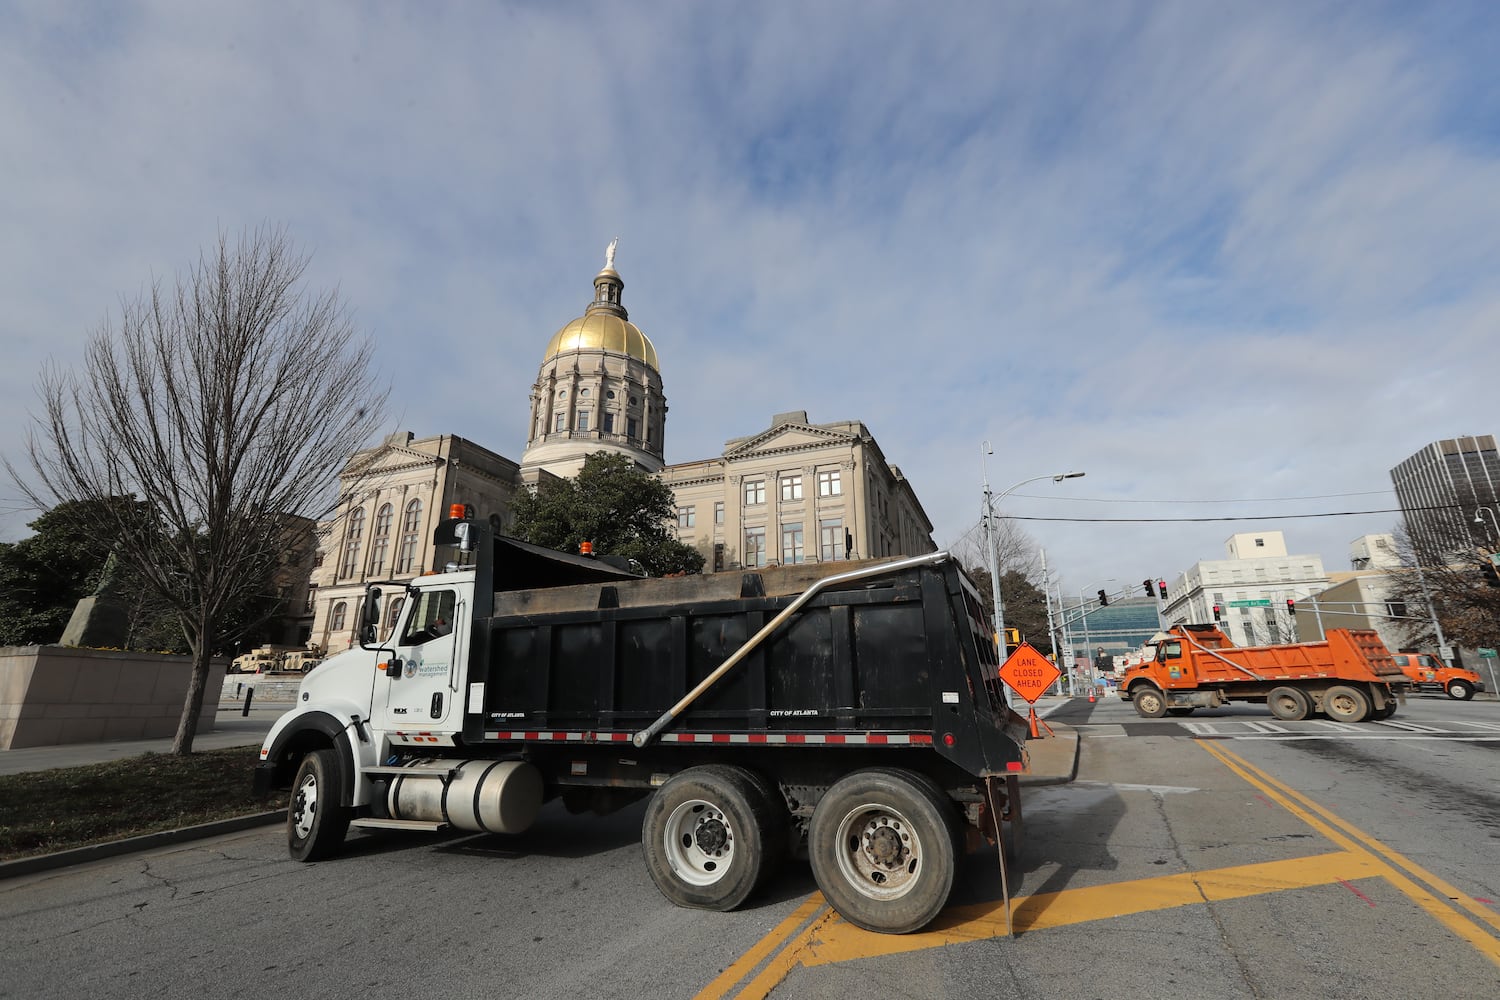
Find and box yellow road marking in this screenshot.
[1201,742,1500,966]
[704,746,1500,997]
[694,895,827,1000]
[800,851,1376,966]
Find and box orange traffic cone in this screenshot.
[1088,687,1096,703]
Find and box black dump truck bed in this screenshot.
[461,554,1029,779]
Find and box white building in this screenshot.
[1160,531,1331,646]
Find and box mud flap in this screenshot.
[984,775,1016,937]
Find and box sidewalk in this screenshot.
[0,700,291,776]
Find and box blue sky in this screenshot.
[3,1,1498,597]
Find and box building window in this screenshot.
[1386,600,1407,619]
[304,584,317,613]
[578,411,590,432]
[713,542,725,572]
[744,479,765,505]
[580,388,590,397]
[339,507,366,577]
[820,518,844,561]
[603,412,616,433]
[397,498,423,573]
[1254,537,1265,547]
[714,502,725,525]
[369,503,393,576]
[554,413,566,433]
[330,601,348,632]
[780,475,803,502]
[781,522,804,564]
[817,469,842,497]
[384,596,405,640]
[607,390,616,400]
[677,505,696,528]
[744,526,767,568]
[627,416,639,438]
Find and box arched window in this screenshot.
[330,601,348,632]
[385,596,405,639]
[397,498,423,573]
[340,508,366,577]
[369,503,393,576]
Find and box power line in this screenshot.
[1002,503,1455,524]
[1008,488,1395,505]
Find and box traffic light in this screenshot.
[1158,579,1168,599]
[1212,604,1222,621]
[1143,579,1156,597]
[1286,598,1296,615]
[1098,589,1109,607]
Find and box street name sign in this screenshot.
[999,643,1062,703]
[1229,599,1271,607]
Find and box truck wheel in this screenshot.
[1132,686,1168,719]
[1373,701,1398,720]
[1323,685,1371,723]
[1167,707,1195,717]
[808,768,959,934]
[288,749,351,862]
[642,766,778,912]
[1266,686,1311,722]
[1447,680,1474,701]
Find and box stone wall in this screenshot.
[0,646,227,750]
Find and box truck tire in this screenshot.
[1131,685,1168,719]
[808,768,959,934]
[1266,686,1311,722]
[1323,684,1371,723]
[1447,680,1474,701]
[1167,707,1195,717]
[288,749,351,862]
[641,765,779,912]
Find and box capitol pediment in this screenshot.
[724,423,855,459]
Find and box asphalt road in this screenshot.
[3,695,1497,999]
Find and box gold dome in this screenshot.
[542,310,659,370]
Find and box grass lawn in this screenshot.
[0,746,284,861]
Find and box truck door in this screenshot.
[1156,639,1190,687]
[376,587,464,730]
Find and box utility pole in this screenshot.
[1042,549,1063,694]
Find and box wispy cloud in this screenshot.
[2,0,1495,593]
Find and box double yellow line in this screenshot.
[698,744,1500,998]
[1200,742,1500,963]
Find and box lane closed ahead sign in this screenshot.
[998,643,1061,703]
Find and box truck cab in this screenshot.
[1390,653,1484,700]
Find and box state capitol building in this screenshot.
[305,247,935,653]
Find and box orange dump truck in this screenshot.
[1119,624,1405,723]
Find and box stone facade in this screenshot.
[660,411,934,572]
[308,431,530,654]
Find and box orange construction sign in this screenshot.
[998,642,1061,704]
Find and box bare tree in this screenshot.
[1382,525,1500,652]
[7,226,387,753]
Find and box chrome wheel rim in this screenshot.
[833,801,924,901]
[663,798,734,886]
[292,768,320,840]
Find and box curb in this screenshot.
[1016,723,1079,788]
[0,810,286,881]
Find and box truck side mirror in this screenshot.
[359,586,384,649]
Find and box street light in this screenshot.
[1474,506,1500,544]
[981,443,1085,659]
